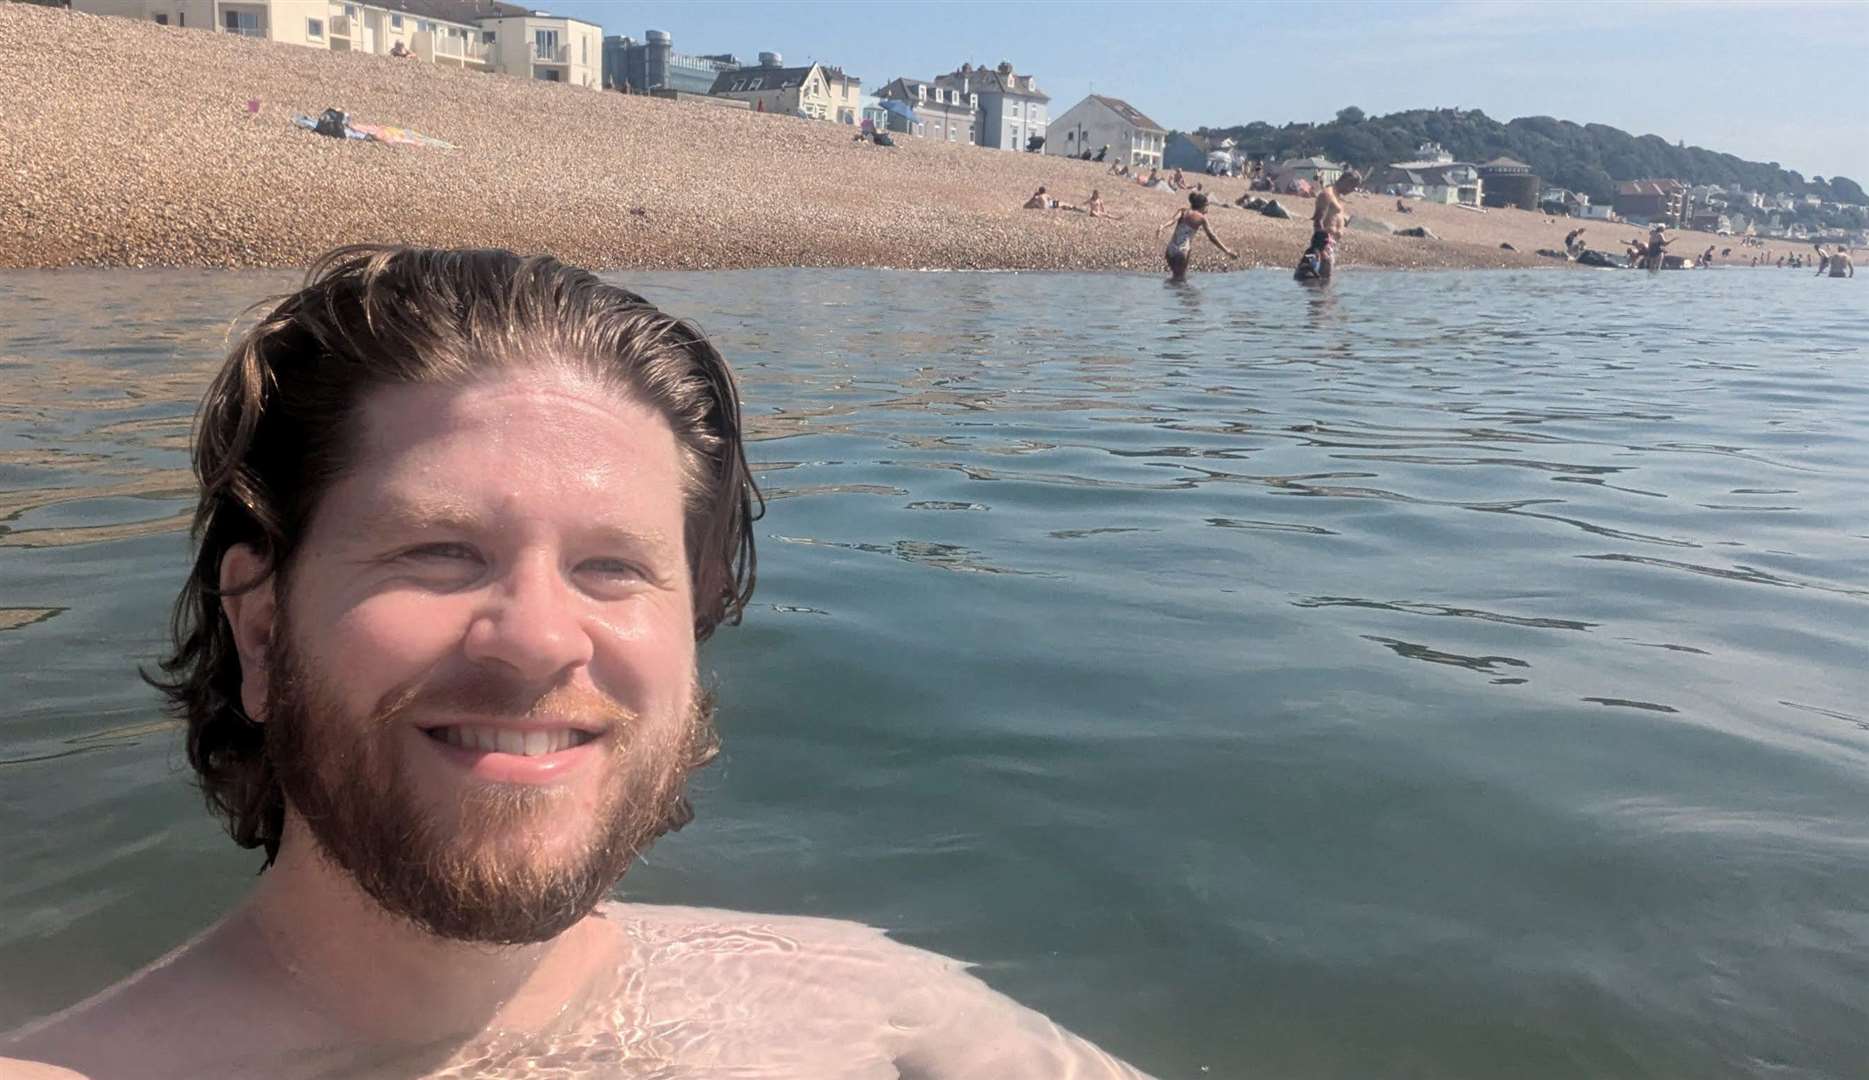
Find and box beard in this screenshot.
[262,616,717,946]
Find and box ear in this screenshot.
[220,544,278,723]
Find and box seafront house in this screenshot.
[1271,155,1347,192]
[1612,179,1688,226]
[1162,132,1212,171]
[874,77,977,143]
[1045,95,1166,170]
[709,54,858,122]
[931,61,1047,151]
[70,0,600,86]
[1383,143,1482,206]
[602,29,739,94]
[477,5,599,87]
[820,66,863,126]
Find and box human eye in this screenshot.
[400,542,480,563]
[575,557,649,582]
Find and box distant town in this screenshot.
[47,0,1869,254]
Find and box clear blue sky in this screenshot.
[548,0,1869,184]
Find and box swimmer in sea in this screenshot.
[1827,246,1854,277]
[1157,191,1237,282]
[0,246,1152,1080]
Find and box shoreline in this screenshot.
[0,6,1828,274]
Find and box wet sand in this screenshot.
[0,5,1827,273]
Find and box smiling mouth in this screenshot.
[422,726,599,757]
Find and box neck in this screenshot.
[228,815,621,1046]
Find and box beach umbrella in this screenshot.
[878,99,915,123]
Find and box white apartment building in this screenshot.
[72,0,601,87]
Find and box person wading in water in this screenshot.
[1157,191,1237,283]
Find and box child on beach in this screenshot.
[1157,191,1237,282]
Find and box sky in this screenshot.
[547,0,1869,183]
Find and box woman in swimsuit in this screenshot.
[1156,192,1237,282]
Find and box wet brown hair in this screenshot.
[148,245,762,857]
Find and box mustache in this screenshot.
[371,667,634,732]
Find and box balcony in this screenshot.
[530,42,569,63]
[223,24,266,38]
[436,35,490,62]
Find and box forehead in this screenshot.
[325,370,686,528]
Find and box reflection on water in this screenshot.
[2,267,1868,1077]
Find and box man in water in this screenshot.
[1,246,1148,1079]
[1301,169,1362,280]
[1826,245,1854,277]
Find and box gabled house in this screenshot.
[711,54,850,121]
[933,61,1047,151]
[1162,132,1213,172]
[1045,94,1166,169]
[875,77,976,143]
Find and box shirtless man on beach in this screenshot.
[0,246,1149,1080]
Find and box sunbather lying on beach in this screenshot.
[1023,187,1079,212]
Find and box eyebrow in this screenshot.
[355,498,675,551]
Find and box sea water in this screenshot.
[2,267,1866,1077]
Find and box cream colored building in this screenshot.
[476,9,601,88]
[708,54,856,122]
[71,0,597,86]
[821,65,862,126]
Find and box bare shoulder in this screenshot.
[601,903,1152,1077]
[0,1059,91,1080]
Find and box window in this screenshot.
[916,84,926,102]
[948,127,956,141]
[153,12,168,23]
[582,37,587,64]
[344,4,356,15]
[484,30,494,42]
[223,9,261,33]
[417,20,429,33]
[391,14,402,29]
[306,17,323,38]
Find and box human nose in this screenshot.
[461,552,594,683]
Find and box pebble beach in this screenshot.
[0,5,1825,273]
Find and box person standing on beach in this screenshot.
[0,246,1152,1080]
[1564,227,1588,258]
[1158,191,1237,282]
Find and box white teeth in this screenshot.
[432,726,586,756]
